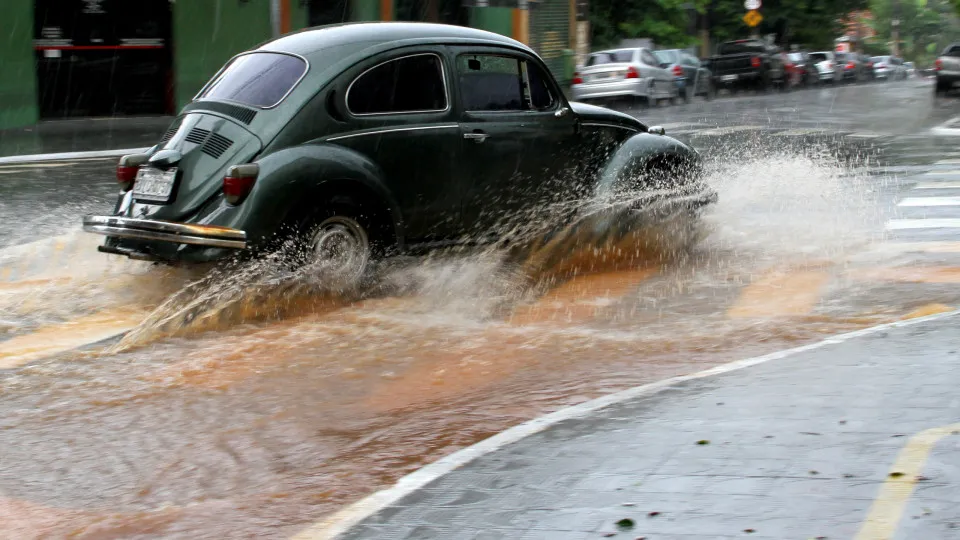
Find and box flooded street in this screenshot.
[2,80,960,538]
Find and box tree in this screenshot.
[590,0,707,49]
[868,0,960,63]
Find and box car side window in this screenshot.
[640,50,659,67]
[524,61,557,110]
[347,53,447,115]
[458,54,525,111]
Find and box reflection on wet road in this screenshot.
[3,80,960,538]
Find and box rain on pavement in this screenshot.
[2,79,960,538]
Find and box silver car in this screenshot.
[872,56,906,81]
[571,48,678,104]
[809,51,840,83]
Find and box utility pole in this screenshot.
[891,0,901,56]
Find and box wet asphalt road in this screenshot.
[2,78,960,539]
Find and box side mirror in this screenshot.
[648,125,666,136]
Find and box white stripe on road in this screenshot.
[922,169,960,177]
[898,197,960,207]
[0,147,150,165]
[886,219,960,230]
[914,182,960,189]
[864,241,960,254]
[936,159,960,165]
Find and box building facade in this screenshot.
[1,0,587,130]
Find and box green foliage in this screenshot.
[867,0,960,65]
[589,0,869,53]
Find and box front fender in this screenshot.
[187,144,405,248]
[595,133,701,197]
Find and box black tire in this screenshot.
[287,204,379,286]
[682,84,692,103]
[936,80,949,97]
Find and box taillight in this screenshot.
[223,164,260,205]
[826,62,833,69]
[116,154,149,192]
[572,72,583,84]
[786,62,794,70]
[877,63,886,68]
[625,66,640,79]
[936,59,943,71]
[846,62,855,70]
[751,57,761,68]
[672,65,683,77]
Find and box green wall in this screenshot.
[0,0,38,129]
[469,7,513,38]
[173,0,276,110]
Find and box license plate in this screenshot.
[721,74,738,82]
[133,167,177,203]
[590,73,614,81]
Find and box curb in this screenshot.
[0,148,151,165]
[291,308,960,540]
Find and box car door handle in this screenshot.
[463,132,489,143]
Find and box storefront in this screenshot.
[33,0,174,118]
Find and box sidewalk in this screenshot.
[0,116,171,159]
[319,311,960,540]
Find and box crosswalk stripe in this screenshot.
[922,169,960,176]
[914,182,960,189]
[935,159,960,165]
[864,241,960,254]
[886,219,960,230]
[853,266,960,284]
[898,196,960,207]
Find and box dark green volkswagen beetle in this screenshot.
[82,22,716,279]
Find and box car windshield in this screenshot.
[872,56,888,62]
[788,53,803,61]
[718,41,765,55]
[654,50,680,64]
[198,52,307,108]
[809,52,829,63]
[587,50,634,65]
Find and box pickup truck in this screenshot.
[706,39,786,93]
[935,42,960,96]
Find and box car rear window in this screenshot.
[718,41,765,55]
[945,45,960,57]
[587,50,634,65]
[199,52,307,108]
[654,50,679,64]
[809,53,829,63]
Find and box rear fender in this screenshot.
[188,144,404,249]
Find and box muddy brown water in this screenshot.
[0,146,956,538]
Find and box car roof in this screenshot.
[259,21,532,58]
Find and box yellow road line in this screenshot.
[727,268,831,318]
[853,266,960,284]
[0,309,144,369]
[510,267,659,325]
[855,424,960,540]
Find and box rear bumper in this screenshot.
[571,78,650,100]
[82,215,248,250]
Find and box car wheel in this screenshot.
[294,210,373,285]
[936,81,949,97]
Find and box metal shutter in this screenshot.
[528,0,570,84]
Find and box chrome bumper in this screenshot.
[82,215,247,250]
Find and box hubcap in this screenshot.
[307,216,370,278]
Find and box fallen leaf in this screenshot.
[917,475,930,481]
[616,518,635,529]
[697,440,710,445]
[622,502,636,507]
[603,533,616,538]
[744,528,756,534]
[839,420,847,425]
[809,470,819,475]
[647,511,660,517]
[843,474,855,478]
[801,432,822,436]
[890,472,905,478]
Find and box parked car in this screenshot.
[872,55,906,81]
[706,39,787,93]
[572,48,679,105]
[809,51,839,84]
[904,61,916,78]
[82,22,717,279]
[936,43,960,96]
[786,51,820,87]
[834,52,866,83]
[653,49,714,102]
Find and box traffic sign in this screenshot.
[744,0,761,10]
[743,9,763,27]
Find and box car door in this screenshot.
[333,49,463,242]
[453,47,581,236]
[682,54,705,94]
[639,48,672,97]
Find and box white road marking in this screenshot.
[291,309,960,540]
[914,182,960,189]
[886,219,960,230]
[922,169,960,177]
[863,241,960,254]
[935,159,960,165]
[0,147,150,165]
[898,196,960,207]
